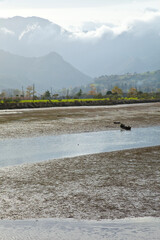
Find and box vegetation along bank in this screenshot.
[0,98,160,110]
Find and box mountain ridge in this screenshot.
[0,16,160,77]
[0,49,92,93]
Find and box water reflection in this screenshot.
[0,217,159,240]
[0,126,160,167]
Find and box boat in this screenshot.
[120,123,131,130]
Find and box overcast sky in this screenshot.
[0,0,159,29]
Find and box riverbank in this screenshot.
[0,146,159,220]
[0,99,159,110]
[0,102,159,220]
[0,102,160,138]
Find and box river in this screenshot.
[0,126,160,167]
[0,217,159,240]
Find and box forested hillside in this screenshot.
[93,70,160,93]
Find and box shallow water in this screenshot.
[0,126,160,167]
[0,217,159,240]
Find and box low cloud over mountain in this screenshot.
[0,13,160,77]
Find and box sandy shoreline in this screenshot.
[0,102,160,220]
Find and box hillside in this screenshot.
[73,71,160,94]
[0,50,92,93]
[92,71,160,93]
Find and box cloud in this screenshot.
[73,25,113,40]
[68,10,160,41]
[0,0,115,8]
[2,13,159,44]
[0,0,134,8]
[72,24,130,41]
[145,7,159,12]
[0,27,15,35]
[19,23,40,40]
[0,13,160,77]
[128,14,160,38]
[17,19,69,45]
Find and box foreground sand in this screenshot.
[0,103,159,220]
[0,146,160,220]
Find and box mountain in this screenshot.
[0,50,92,92]
[0,16,160,76]
[0,16,70,57]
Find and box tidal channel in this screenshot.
[0,126,160,168]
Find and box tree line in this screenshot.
[0,84,160,102]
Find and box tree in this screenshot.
[96,93,103,98]
[26,85,36,98]
[43,90,51,99]
[0,91,6,99]
[127,88,138,98]
[53,93,59,99]
[112,86,123,96]
[13,89,21,97]
[76,89,83,98]
[88,84,97,96]
[106,90,112,95]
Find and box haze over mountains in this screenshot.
[0,49,92,92]
[0,14,160,91]
[1,15,160,76]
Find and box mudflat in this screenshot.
[0,102,159,138]
[0,102,159,220]
[0,146,159,220]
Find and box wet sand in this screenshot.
[0,146,160,220]
[0,103,160,220]
[0,102,160,138]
